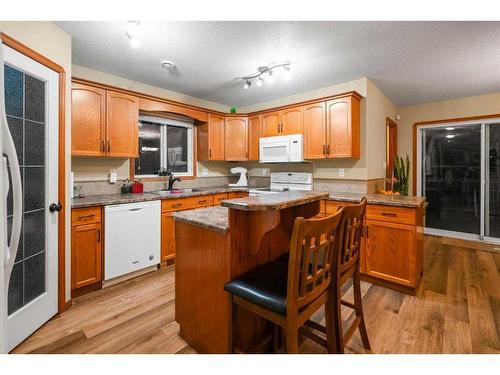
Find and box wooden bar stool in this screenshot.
[224,209,344,353]
[330,197,371,353]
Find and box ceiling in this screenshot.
[57,21,500,108]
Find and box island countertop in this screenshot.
[173,206,229,234]
[221,191,329,211]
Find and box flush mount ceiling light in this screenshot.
[126,21,141,48]
[239,62,291,90]
[161,60,176,71]
[445,127,455,131]
[446,134,456,139]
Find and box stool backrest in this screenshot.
[336,198,367,275]
[287,209,344,312]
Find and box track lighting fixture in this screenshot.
[239,62,291,90]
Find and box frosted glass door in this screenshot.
[3,45,59,352]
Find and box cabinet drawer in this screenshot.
[72,207,102,226]
[162,194,214,213]
[366,205,416,225]
[213,193,228,205]
[325,200,357,214]
[227,191,249,199]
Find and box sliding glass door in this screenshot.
[418,118,500,242]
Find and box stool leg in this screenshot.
[353,269,371,351]
[325,289,339,353]
[332,282,344,354]
[286,327,299,353]
[229,295,236,353]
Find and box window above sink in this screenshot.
[134,114,194,178]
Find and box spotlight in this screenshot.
[256,77,263,87]
[243,80,251,90]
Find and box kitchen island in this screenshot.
[173,191,329,354]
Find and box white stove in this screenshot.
[249,172,313,196]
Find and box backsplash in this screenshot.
[313,178,385,194]
[74,176,270,197]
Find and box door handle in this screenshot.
[49,202,63,213]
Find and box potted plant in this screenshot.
[393,154,410,196]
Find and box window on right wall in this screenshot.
[134,114,194,178]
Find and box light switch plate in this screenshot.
[339,168,345,177]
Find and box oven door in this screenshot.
[259,137,290,163]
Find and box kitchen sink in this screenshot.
[145,188,205,196]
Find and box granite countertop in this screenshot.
[71,186,250,208]
[327,192,426,208]
[221,191,330,211]
[173,206,229,234]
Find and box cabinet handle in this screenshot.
[327,144,330,155]
[209,149,212,158]
[172,203,182,208]
[97,229,101,242]
[381,212,397,217]
[101,140,105,152]
[323,145,326,155]
[365,226,369,238]
[78,213,95,219]
[198,199,208,204]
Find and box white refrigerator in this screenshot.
[0,38,23,354]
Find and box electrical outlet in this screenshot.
[202,168,208,176]
[339,168,345,177]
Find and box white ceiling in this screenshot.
[57,21,500,108]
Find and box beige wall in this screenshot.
[366,79,398,180]
[0,22,72,302]
[398,92,500,194]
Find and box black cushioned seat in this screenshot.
[224,261,288,316]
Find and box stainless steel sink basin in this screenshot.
[145,188,205,196]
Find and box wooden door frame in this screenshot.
[386,117,397,180]
[412,113,500,196]
[1,33,69,313]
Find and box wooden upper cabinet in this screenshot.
[281,106,303,135]
[261,111,281,137]
[225,116,248,161]
[71,83,106,156]
[197,113,225,161]
[248,115,261,161]
[303,102,327,159]
[106,91,139,158]
[208,114,225,160]
[326,94,360,159]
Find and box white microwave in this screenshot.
[259,134,304,163]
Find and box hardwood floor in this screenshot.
[11,235,500,354]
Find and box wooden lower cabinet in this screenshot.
[161,212,176,262]
[321,199,423,292]
[365,220,416,287]
[71,207,103,293]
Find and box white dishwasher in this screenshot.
[104,200,161,281]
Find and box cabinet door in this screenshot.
[161,212,176,262]
[71,223,102,289]
[326,95,360,158]
[281,106,303,135]
[303,102,327,159]
[365,220,416,287]
[248,115,261,161]
[71,83,106,156]
[225,117,248,161]
[106,90,139,158]
[208,113,225,160]
[262,111,281,137]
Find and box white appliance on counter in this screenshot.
[228,167,248,187]
[104,200,160,282]
[259,134,304,163]
[249,172,313,196]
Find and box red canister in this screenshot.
[131,180,144,194]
